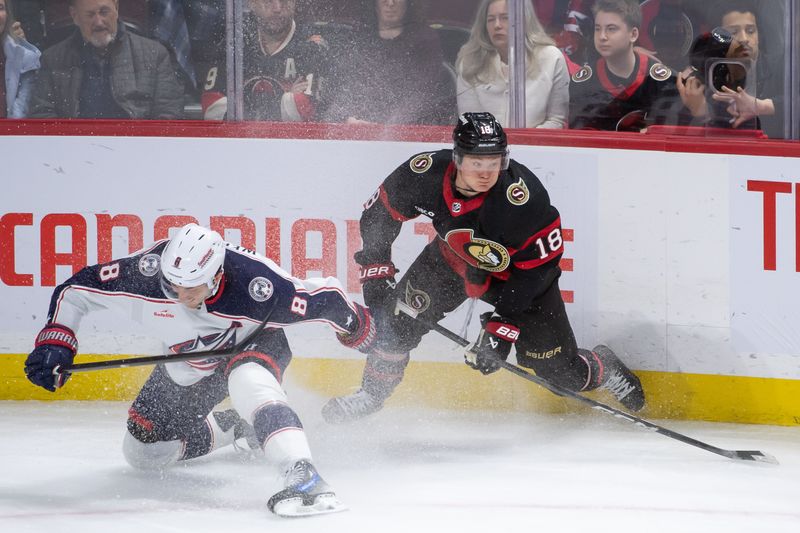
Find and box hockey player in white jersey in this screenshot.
[24,223,377,517]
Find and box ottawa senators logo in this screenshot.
[506,178,529,206]
[571,65,593,83]
[404,281,430,314]
[409,153,434,174]
[649,63,672,82]
[444,229,510,273]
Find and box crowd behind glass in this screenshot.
[1,0,793,139]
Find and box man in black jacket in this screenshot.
[30,0,183,119]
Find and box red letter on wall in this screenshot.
[747,180,792,271]
[346,219,362,293]
[41,214,88,286]
[0,212,34,286]
[154,215,199,241]
[96,214,144,263]
[211,216,256,250]
[265,218,281,264]
[414,222,436,244]
[561,228,574,303]
[291,219,337,279]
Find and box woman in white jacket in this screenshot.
[1,0,40,118]
[456,0,569,128]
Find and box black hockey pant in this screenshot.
[362,241,592,399]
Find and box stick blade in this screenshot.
[727,449,779,464]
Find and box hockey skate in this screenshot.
[593,345,646,412]
[267,460,345,517]
[321,389,384,424]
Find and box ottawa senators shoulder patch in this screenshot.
[571,65,593,83]
[409,153,435,174]
[506,177,529,206]
[649,63,672,82]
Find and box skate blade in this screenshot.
[272,494,348,517]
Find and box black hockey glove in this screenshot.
[24,323,78,391]
[337,303,378,354]
[358,262,398,311]
[465,313,520,375]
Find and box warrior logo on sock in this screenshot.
[506,178,529,206]
[444,229,510,273]
[404,281,430,314]
[138,254,161,277]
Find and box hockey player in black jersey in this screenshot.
[201,0,329,121]
[569,0,685,131]
[24,224,378,517]
[322,112,645,424]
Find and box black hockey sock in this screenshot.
[578,348,605,391]
[361,350,410,400]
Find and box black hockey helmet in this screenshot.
[452,112,509,169]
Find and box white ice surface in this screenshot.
[1,393,798,533]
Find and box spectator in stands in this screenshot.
[552,0,595,64]
[455,0,569,128]
[568,0,684,131]
[552,1,705,72]
[323,0,455,125]
[29,0,183,119]
[1,0,40,118]
[202,0,330,121]
[676,0,781,137]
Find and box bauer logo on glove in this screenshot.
[464,313,520,375]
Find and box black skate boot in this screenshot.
[321,389,384,424]
[592,345,646,412]
[267,460,345,517]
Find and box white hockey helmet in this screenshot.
[160,224,225,298]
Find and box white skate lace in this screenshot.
[602,370,636,401]
[285,462,313,489]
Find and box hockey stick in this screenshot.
[55,302,277,375]
[393,299,778,465]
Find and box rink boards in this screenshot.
[1,126,799,425]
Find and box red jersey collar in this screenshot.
[597,51,649,100]
[204,273,226,306]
